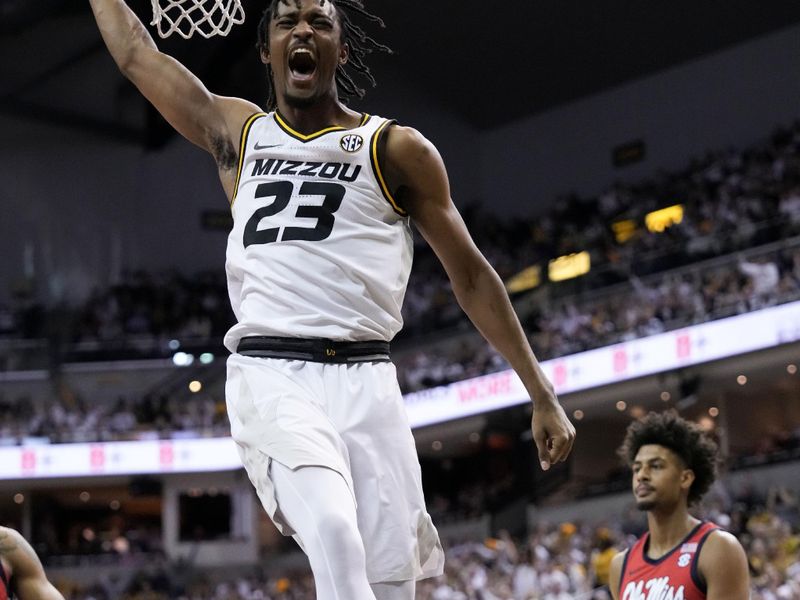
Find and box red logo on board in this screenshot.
[21,450,36,472]
[90,446,106,469]
[676,333,691,359]
[159,443,175,467]
[553,362,568,387]
[613,349,628,374]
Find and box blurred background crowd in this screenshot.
[45,479,800,600]
[2,4,800,594]
[1,122,800,444]
[0,120,798,600]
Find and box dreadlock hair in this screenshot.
[256,0,392,110]
[617,411,719,506]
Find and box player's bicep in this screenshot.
[412,195,488,286]
[700,531,749,600]
[124,46,258,155]
[387,127,488,286]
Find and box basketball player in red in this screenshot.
[609,412,749,600]
[0,527,64,600]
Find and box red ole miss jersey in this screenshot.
[0,561,9,600]
[619,521,719,600]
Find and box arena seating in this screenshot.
[47,476,800,599]
[2,123,800,600]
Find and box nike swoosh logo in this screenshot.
[253,142,281,150]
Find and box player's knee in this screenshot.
[316,509,364,555]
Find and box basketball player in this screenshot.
[87,1,576,598]
[0,527,64,600]
[609,412,749,600]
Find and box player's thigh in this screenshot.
[333,362,443,583]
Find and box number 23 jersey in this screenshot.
[224,112,413,352]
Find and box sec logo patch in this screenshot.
[340,134,364,153]
[677,553,691,567]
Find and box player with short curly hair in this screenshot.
[617,410,719,506]
[610,411,749,600]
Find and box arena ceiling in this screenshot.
[2,0,800,147]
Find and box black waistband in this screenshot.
[236,336,391,364]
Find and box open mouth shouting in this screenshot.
[288,46,318,84]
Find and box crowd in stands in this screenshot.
[2,121,800,354]
[402,119,800,333]
[0,123,799,598]
[0,270,230,346]
[0,123,800,368]
[0,389,230,444]
[415,482,800,600]
[6,420,796,571]
[43,479,800,599]
[396,118,800,389]
[0,122,799,441]
[396,241,800,391]
[1,233,796,440]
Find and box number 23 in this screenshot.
[243,181,345,248]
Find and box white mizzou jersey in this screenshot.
[223,111,413,352]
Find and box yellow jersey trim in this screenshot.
[274,111,369,142]
[370,120,406,216]
[231,112,268,207]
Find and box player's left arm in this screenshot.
[383,125,575,469]
[0,528,65,600]
[697,530,750,600]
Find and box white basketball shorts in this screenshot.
[225,353,445,583]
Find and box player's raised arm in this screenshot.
[384,125,575,470]
[88,0,258,166]
[0,527,64,600]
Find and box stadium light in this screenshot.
[505,265,542,293]
[612,219,638,244]
[645,204,683,233]
[548,251,591,282]
[172,352,195,367]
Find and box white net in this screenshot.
[150,0,245,39]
